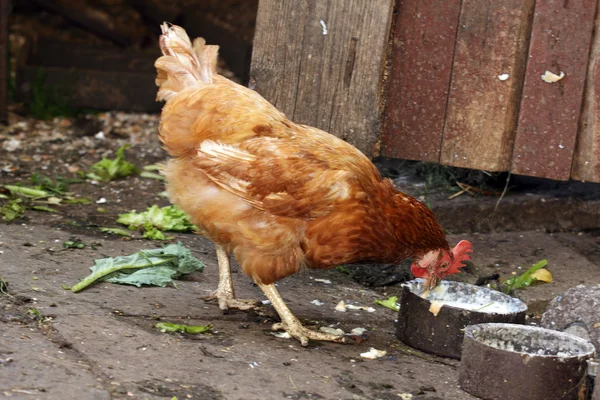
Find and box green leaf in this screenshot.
[374,296,400,312]
[503,259,549,294]
[0,276,9,295]
[105,266,179,287]
[28,307,42,319]
[30,173,78,195]
[1,198,26,222]
[86,144,139,182]
[71,242,204,292]
[142,227,170,240]
[117,205,196,238]
[31,205,59,213]
[62,197,92,205]
[99,227,132,237]
[63,240,86,249]
[4,185,50,198]
[155,322,213,334]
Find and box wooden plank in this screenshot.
[381,0,461,162]
[0,0,8,123]
[569,7,600,182]
[250,0,394,156]
[440,0,535,171]
[32,0,144,47]
[511,0,595,180]
[30,39,157,74]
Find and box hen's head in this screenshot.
[410,240,473,290]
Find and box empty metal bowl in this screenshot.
[459,323,596,400]
[396,279,527,359]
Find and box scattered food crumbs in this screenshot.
[335,300,347,312]
[248,361,260,369]
[498,73,510,81]
[541,70,565,83]
[319,327,344,336]
[311,299,325,306]
[360,348,387,360]
[313,278,332,284]
[96,198,107,204]
[398,394,413,400]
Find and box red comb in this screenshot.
[448,240,473,274]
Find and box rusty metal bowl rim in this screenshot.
[464,322,597,359]
[402,278,528,314]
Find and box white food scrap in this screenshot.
[541,70,565,83]
[310,299,325,306]
[319,327,345,336]
[360,348,387,360]
[335,300,347,312]
[313,278,332,284]
[346,304,376,313]
[498,73,510,81]
[350,327,367,336]
[271,331,292,339]
[429,301,444,316]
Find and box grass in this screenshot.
[28,69,97,120]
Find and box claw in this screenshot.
[271,321,346,346]
[203,290,258,311]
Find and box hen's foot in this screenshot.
[271,321,347,347]
[203,291,259,311]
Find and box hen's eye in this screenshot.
[439,262,450,271]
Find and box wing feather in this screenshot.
[193,126,377,219]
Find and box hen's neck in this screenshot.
[384,190,449,261]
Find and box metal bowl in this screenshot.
[459,323,596,400]
[396,279,527,359]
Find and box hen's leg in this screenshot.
[203,244,258,311]
[257,282,346,346]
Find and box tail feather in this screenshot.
[155,23,219,102]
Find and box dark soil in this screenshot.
[1,113,600,399]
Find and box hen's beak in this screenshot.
[424,274,441,290]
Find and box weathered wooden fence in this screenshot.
[251,0,600,183]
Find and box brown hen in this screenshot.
[155,24,472,346]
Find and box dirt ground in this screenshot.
[1,113,600,399]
